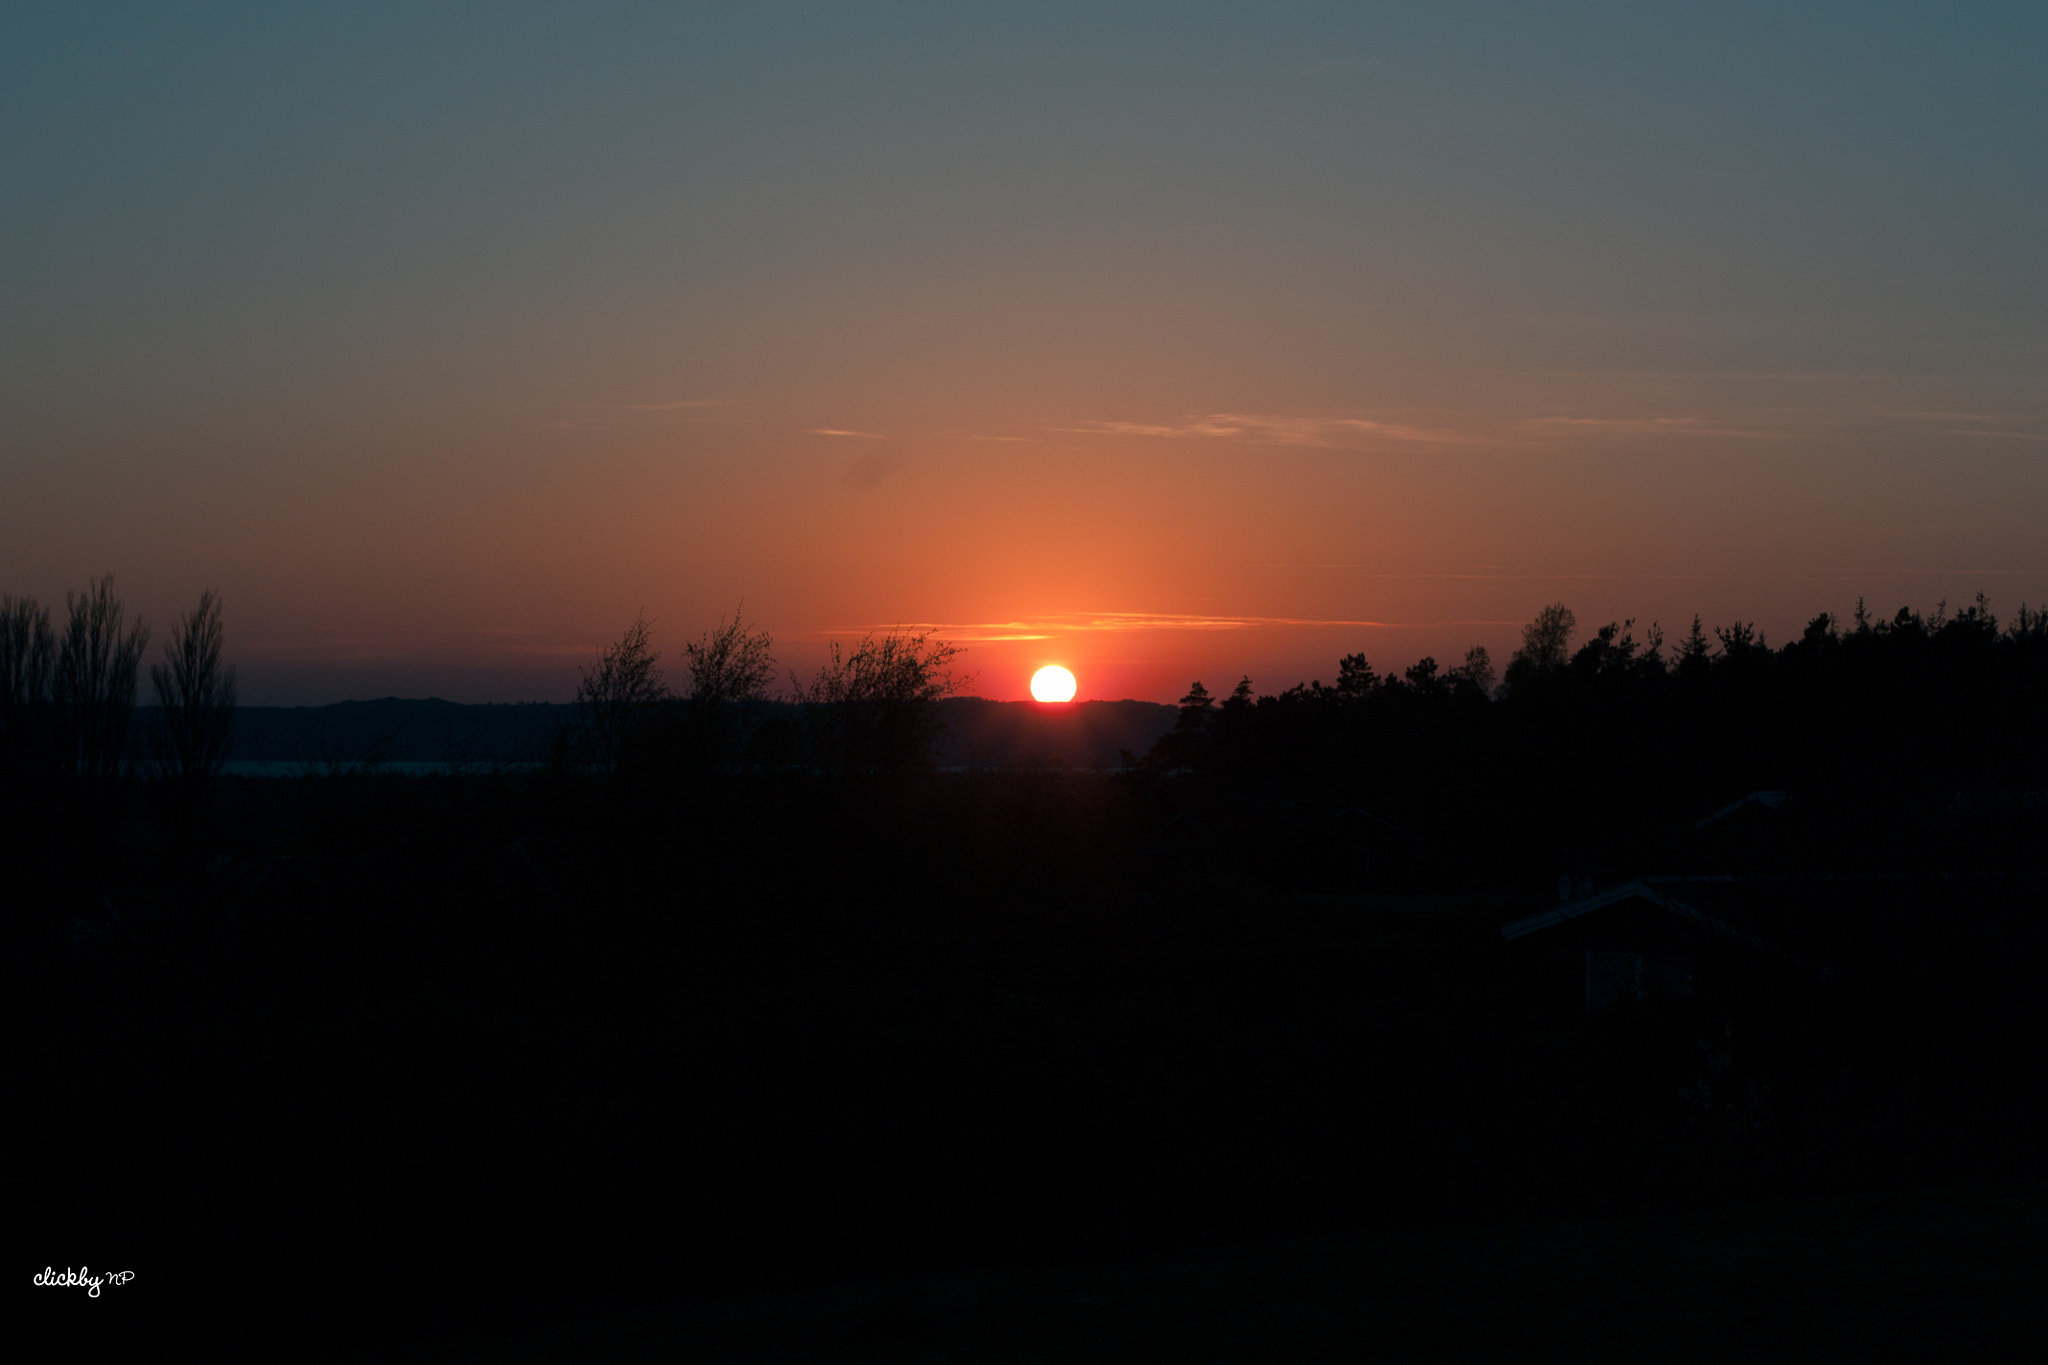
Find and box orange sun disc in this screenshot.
[1030,665,1077,703]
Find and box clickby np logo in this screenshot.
[34,1266,135,1298]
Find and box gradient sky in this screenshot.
[5,3,2044,703]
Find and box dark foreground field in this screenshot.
[16,755,2046,1361]
[340,1186,2046,1363]
[14,604,2048,1359]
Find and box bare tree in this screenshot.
[150,589,237,782]
[577,612,667,770]
[793,629,966,773]
[1,594,57,778]
[684,603,775,769]
[685,603,775,707]
[56,576,149,779]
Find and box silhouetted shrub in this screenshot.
[576,610,666,770]
[792,629,965,773]
[149,588,236,783]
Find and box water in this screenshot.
[218,760,547,777]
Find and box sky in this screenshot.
[4,2,2044,704]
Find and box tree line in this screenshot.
[0,580,977,789]
[1,577,236,787]
[1139,595,2048,804]
[12,580,2046,1357]
[573,605,968,777]
[11,577,2045,810]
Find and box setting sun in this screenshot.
[1029,665,1077,703]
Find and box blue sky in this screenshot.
[5,3,2043,701]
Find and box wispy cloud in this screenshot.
[1891,410,2015,424]
[1057,612,1397,631]
[1064,413,1466,446]
[629,399,726,411]
[1265,566,2048,582]
[802,611,1516,642]
[1521,416,1784,440]
[1887,410,2048,441]
[808,427,884,440]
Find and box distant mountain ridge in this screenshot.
[192,697,1177,769]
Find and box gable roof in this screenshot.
[1694,790,1789,830]
[1500,878,1770,952]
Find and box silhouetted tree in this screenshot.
[1947,593,1999,644]
[1447,644,1496,699]
[1519,603,1575,669]
[684,603,775,769]
[1504,602,1575,692]
[1714,621,1769,668]
[1798,612,1837,650]
[1336,653,1375,701]
[578,612,666,771]
[1,594,56,780]
[1403,656,1447,696]
[794,630,964,773]
[1208,675,1262,774]
[1677,614,1713,678]
[1570,619,1650,680]
[56,575,148,779]
[149,589,237,784]
[685,603,775,708]
[1147,679,1215,771]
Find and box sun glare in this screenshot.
[1030,665,1077,703]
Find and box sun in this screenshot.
[1030,664,1077,703]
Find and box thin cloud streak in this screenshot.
[1521,416,1785,440]
[802,612,1522,641]
[1064,413,1469,446]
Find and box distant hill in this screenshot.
[219,699,575,764]
[935,698,1176,768]
[195,696,1176,768]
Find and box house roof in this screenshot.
[1694,789,1789,830]
[1500,878,1769,952]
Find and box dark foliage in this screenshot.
[10,592,2048,1359]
